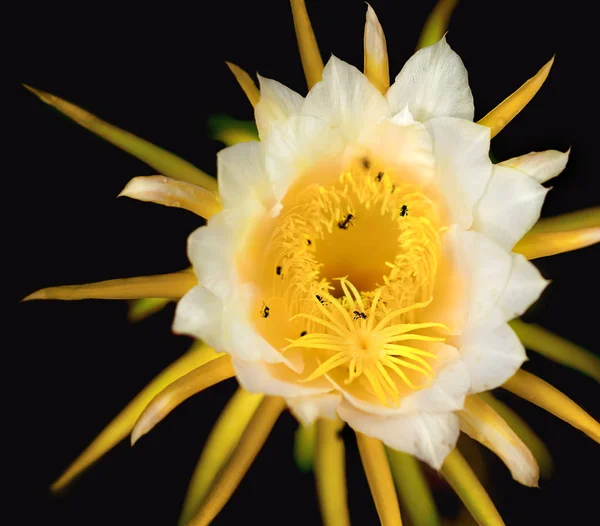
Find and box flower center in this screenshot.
[240,159,448,405]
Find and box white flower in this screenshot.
[173,36,564,470]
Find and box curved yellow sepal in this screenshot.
[387,449,441,526]
[440,449,505,526]
[128,297,171,323]
[294,422,316,472]
[179,388,264,525]
[51,342,221,492]
[528,207,600,235]
[187,396,286,526]
[208,115,259,147]
[364,5,390,95]
[477,57,554,139]
[509,319,600,382]
[513,227,600,260]
[131,355,235,445]
[290,0,324,90]
[23,85,217,191]
[356,432,403,526]
[23,270,197,302]
[225,62,260,108]
[315,418,350,526]
[417,0,458,50]
[502,369,600,443]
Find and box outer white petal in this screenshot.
[387,36,474,122]
[287,393,343,426]
[473,165,549,250]
[217,141,275,208]
[233,359,334,398]
[459,314,526,394]
[172,285,224,350]
[264,115,345,201]
[426,117,492,229]
[499,149,570,183]
[302,55,390,142]
[255,76,304,140]
[338,403,460,469]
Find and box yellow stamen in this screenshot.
[315,418,350,526]
[51,342,221,492]
[187,396,286,526]
[513,227,600,259]
[440,449,505,526]
[294,422,317,473]
[23,270,197,302]
[130,355,235,445]
[528,206,600,234]
[23,84,217,191]
[290,0,324,89]
[502,370,600,443]
[119,175,222,219]
[356,433,403,526]
[387,449,441,526]
[364,5,390,95]
[417,0,459,50]
[225,62,260,108]
[179,388,264,526]
[477,57,554,139]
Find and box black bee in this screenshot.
[391,185,396,194]
[316,294,328,305]
[353,310,367,320]
[400,205,409,217]
[260,304,270,318]
[375,171,384,182]
[300,331,307,337]
[276,266,283,276]
[361,157,371,169]
[338,213,355,230]
[306,239,312,246]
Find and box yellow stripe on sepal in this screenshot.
[290,0,324,90]
[513,227,600,260]
[417,0,458,50]
[226,62,260,108]
[440,448,505,526]
[23,85,217,191]
[51,342,221,492]
[179,388,264,525]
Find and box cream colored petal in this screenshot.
[255,75,304,140]
[473,165,549,250]
[499,149,570,183]
[425,118,492,229]
[363,4,389,95]
[287,393,343,426]
[387,36,474,122]
[338,403,460,470]
[459,396,539,486]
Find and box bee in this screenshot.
[306,239,312,246]
[400,205,409,217]
[338,213,355,230]
[375,171,384,182]
[391,185,396,194]
[353,310,367,320]
[316,294,328,305]
[361,157,371,169]
[276,266,283,276]
[260,303,270,318]
[300,331,307,337]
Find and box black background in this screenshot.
[12,1,599,525]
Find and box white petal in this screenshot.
[287,393,343,426]
[425,117,492,229]
[459,397,539,486]
[387,36,474,122]
[255,76,304,140]
[459,315,526,394]
[499,149,570,183]
[302,55,390,142]
[217,141,275,208]
[172,285,224,350]
[338,403,460,469]
[473,165,549,250]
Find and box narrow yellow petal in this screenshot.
[478,392,553,479]
[387,449,441,526]
[179,389,264,526]
[502,370,600,443]
[460,396,539,487]
[356,433,403,526]
[440,449,505,526]
[315,418,350,526]
[128,298,171,323]
[528,207,600,235]
[416,0,458,50]
[130,355,235,445]
[513,227,600,259]
[477,57,554,139]
[118,175,222,219]
[364,5,390,95]
[225,62,260,108]
[187,396,286,526]
[23,84,217,191]
[509,319,600,382]
[207,115,259,147]
[290,0,324,89]
[23,270,197,302]
[51,342,221,492]
[294,422,317,473]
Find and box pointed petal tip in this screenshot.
[22,289,47,302]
